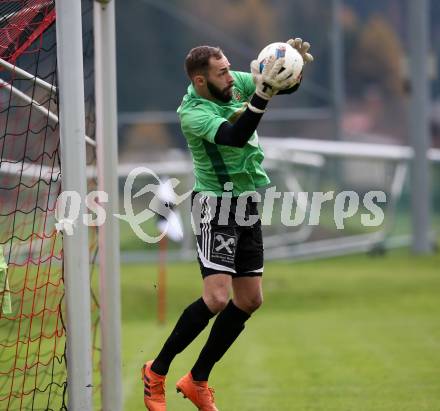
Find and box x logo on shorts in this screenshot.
[213,233,236,256]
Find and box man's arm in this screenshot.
[214,79,302,148]
[214,94,268,148]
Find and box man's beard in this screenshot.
[207,80,233,103]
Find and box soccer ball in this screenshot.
[257,42,303,83]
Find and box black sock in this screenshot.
[151,297,215,376]
[191,300,250,381]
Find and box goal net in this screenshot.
[0,0,100,409]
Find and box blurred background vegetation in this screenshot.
[115,0,440,138]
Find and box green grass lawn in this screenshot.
[120,249,440,411]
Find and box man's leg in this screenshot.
[151,274,231,375]
[190,276,263,381]
[143,268,231,410]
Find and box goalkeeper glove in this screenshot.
[287,38,314,64]
[250,56,297,100]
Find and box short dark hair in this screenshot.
[184,46,223,79]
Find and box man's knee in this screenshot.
[203,291,229,314]
[235,294,263,314]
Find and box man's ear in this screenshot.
[193,74,206,87]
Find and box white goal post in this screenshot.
[55,0,93,409]
[94,0,122,410]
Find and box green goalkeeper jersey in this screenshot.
[177,71,270,196]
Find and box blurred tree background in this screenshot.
[115,0,440,151]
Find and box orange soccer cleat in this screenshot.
[176,372,219,411]
[141,361,166,411]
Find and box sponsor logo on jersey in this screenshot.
[232,88,242,101]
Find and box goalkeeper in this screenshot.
[142,39,313,411]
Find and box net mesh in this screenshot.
[0,0,65,409]
[0,0,100,409]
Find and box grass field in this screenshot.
[120,249,440,411]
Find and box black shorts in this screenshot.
[191,191,264,278]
